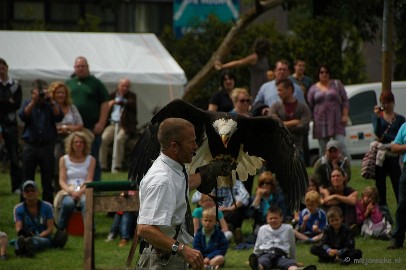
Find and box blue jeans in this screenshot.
[58,195,85,230]
[2,125,23,192]
[15,235,53,252]
[109,212,137,240]
[391,165,406,245]
[22,142,55,203]
[91,134,101,181]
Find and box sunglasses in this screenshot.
[319,70,329,74]
[260,182,273,187]
[24,188,37,193]
[238,99,250,103]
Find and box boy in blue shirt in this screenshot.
[193,207,228,269]
[295,191,326,243]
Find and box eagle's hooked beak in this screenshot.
[221,135,230,148]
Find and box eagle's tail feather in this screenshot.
[236,146,263,181]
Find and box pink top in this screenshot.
[355,200,383,225]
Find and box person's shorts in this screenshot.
[258,253,296,270]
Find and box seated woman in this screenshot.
[321,168,358,228]
[55,130,95,230]
[249,171,286,237]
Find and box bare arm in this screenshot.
[207,104,218,111]
[219,217,229,232]
[137,224,203,269]
[392,143,406,154]
[39,218,54,237]
[324,191,358,206]
[188,173,201,191]
[93,101,109,134]
[215,53,258,70]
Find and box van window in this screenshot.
[349,90,377,125]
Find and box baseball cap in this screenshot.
[326,140,341,150]
[22,180,38,191]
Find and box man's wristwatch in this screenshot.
[171,241,180,255]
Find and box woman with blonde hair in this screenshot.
[250,171,286,237]
[48,81,84,190]
[230,88,252,117]
[55,130,95,230]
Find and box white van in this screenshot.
[308,81,406,163]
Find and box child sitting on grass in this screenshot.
[249,206,316,270]
[193,207,228,269]
[310,206,362,264]
[355,186,391,239]
[193,194,233,241]
[294,190,326,243]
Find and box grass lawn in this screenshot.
[0,165,405,269]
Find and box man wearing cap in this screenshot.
[313,140,351,188]
[13,180,54,257]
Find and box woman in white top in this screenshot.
[57,130,95,230]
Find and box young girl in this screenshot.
[355,186,391,239]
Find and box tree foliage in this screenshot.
[286,18,366,84]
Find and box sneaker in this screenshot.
[248,253,258,270]
[118,239,128,247]
[105,232,115,242]
[25,237,35,258]
[16,236,26,256]
[0,254,8,260]
[387,242,403,249]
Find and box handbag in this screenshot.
[53,222,68,248]
[361,142,378,179]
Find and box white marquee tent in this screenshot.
[1,30,187,127]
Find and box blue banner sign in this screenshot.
[173,0,240,37]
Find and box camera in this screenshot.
[379,106,385,112]
[38,83,45,98]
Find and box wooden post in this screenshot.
[84,188,94,270]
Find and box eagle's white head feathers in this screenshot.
[213,118,237,136]
[212,118,237,148]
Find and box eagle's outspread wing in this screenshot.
[127,99,207,184]
[128,99,307,211]
[235,115,308,211]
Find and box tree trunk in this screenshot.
[184,0,286,99]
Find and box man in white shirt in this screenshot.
[137,118,204,269]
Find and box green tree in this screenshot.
[287,18,366,84]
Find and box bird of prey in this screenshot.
[128,99,308,211]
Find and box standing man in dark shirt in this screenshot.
[66,56,109,181]
[19,79,64,203]
[0,58,23,194]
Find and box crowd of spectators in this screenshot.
[1,52,405,269]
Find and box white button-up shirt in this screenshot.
[138,153,193,243]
